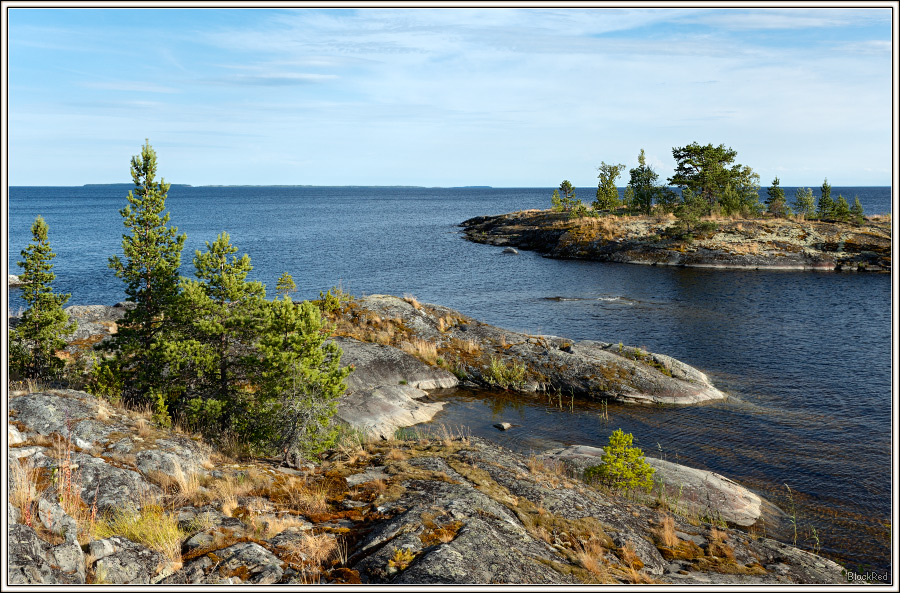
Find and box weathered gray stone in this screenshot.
[38,498,79,542]
[8,524,81,584]
[210,541,285,584]
[336,384,445,440]
[89,536,164,584]
[51,538,87,583]
[338,337,458,391]
[541,444,778,528]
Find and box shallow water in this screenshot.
[7,184,893,574]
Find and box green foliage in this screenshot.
[668,188,715,240]
[276,272,297,297]
[550,189,564,212]
[483,356,527,390]
[818,178,834,219]
[850,196,865,225]
[628,149,661,215]
[161,233,350,457]
[793,187,816,219]
[833,195,851,222]
[103,140,186,405]
[765,177,791,218]
[9,216,75,381]
[318,284,352,314]
[551,180,579,212]
[668,142,759,209]
[568,200,593,219]
[583,428,655,493]
[163,231,268,434]
[622,184,634,210]
[594,162,625,211]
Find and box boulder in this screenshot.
[9,273,24,287]
[336,385,445,440]
[8,524,83,584]
[88,537,164,584]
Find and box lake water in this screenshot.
[6,185,894,575]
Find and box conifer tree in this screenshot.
[276,272,297,298]
[629,149,661,215]
[766,177,790,218]
[166,232,267,431]
[257,297,351,462]
[10,216,75,381]
[818,178,834,220]
[849,196,865,225]
[834,195,851,222]
[103,140,186,407]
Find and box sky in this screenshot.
[3,5,896,187]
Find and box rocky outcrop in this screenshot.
[6,389,849,585]
[542,444,784,528]
[343,295,725,405]
[461,210,891,272]
[336,384,445,440]
[9,274,24,287]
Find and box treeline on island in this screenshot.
[9,141,351,464]
[551,142,868,240]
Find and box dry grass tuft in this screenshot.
[10,458,42,524]
[135,418,151,438]
[655,513,678,548]
[402,294,422,310]
[401,337,438,364]
[575,537,607,577]
[385,448,408,462]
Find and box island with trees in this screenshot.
[462,143,890,272]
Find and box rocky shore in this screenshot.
[8,388,848,585]
[460,210,891,272]
[6,294,854,584]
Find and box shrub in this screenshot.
[584,428,655,493]
[483,356,527,390]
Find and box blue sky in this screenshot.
[5,6,895,187]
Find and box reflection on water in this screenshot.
[428,387,892,573]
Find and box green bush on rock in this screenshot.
[584,428,655,493]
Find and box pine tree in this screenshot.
[629,149,660,215]
[766,177,790,218]
[583,428,655,493]
[834,195,851,222]
[103,140,186,408]
[166,232,267,432]
[850,196,865,225]
[818,178,834,220]
[276,272,297,298]
[10,216,75,381]
[256,297,351,463]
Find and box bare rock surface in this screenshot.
[7,389,848,585]
[336,384,445,440]
[541,444,782,528]
[348,295,725,405]
[337,336,458,390]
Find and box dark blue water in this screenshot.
[6,185,893,573]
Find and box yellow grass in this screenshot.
[656,513,678,548]
[91,495,186,564]
[401,337,438,364]
[402,294,422,310]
